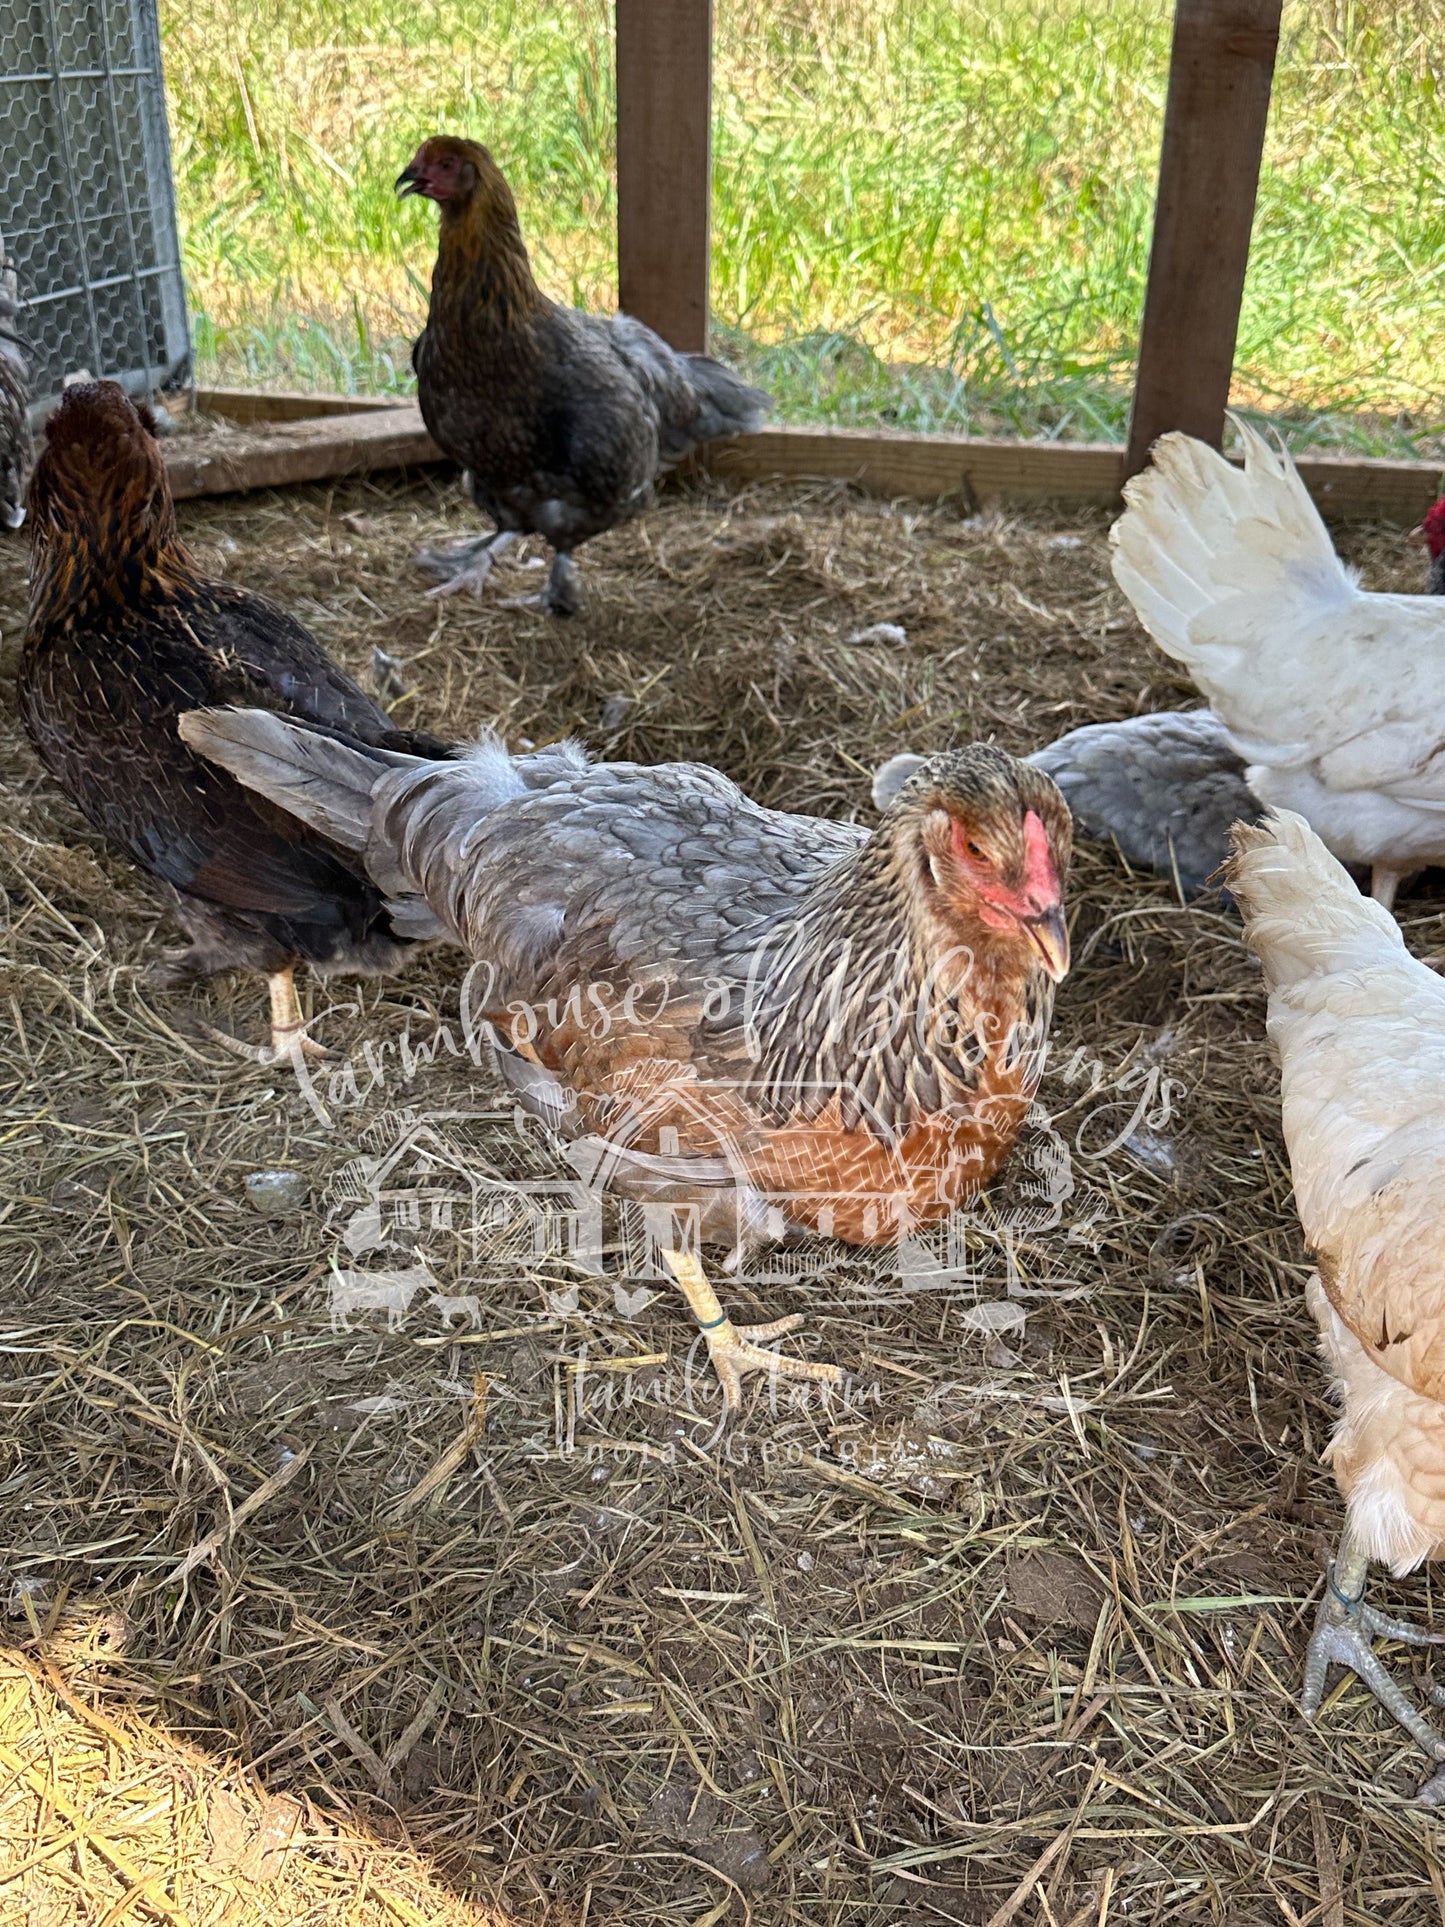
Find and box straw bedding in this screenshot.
[1,464,1442,1924]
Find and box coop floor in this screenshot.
[1,475,1443,1926]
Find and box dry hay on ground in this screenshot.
[0,1638,505,1926]
[1,474,1443,1926]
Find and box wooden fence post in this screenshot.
[1124,0,1282,477]
[615,0,713,353]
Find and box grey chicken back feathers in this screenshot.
[178,715,858,987]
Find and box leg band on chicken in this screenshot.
[417,528,518,598]
[662,1248,843,1415]
[1302,1529,1445,1780]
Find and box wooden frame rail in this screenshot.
[172,392,1443,525]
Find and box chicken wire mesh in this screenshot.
[0,0,189,405]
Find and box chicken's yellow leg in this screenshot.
[208,966,327,1068]
[1370,867,1404,912]
[662,1247,842,1414]
[266,967,328,1061]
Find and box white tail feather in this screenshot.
[1110,418,1356,692]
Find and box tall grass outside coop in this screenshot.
[166,0,1445,452]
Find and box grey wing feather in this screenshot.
[872,753,927,812]
[1028,709,1261,896]
[180,712,864,996]
[607,313,768,466]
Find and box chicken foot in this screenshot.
[1301,1530,1445,1786]
[497,551,582,618]
[207,967,329,1068]
[417,528,518,598]
[663,1247,843,1415]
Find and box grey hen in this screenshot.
[180,712,1071,1411]
[0,236,32,530]
[874,710,1261,899]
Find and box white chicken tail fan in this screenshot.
[1109,418,1357,703]
[1226,810,1406,989]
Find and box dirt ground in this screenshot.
[2,464,1444,1926]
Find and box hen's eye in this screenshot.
[965,840,985,861]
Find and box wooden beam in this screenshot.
[196,387,405,423]
[160,403,1442,526]
[705,424,1444,526]
[1125,0,1282,477]
[615,0,712,352]
[165,404,442,501]
[703,425,1123,505]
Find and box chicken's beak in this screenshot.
[1021,903,1070,982]
[395,164,425,198]
[1408,521,1429,547]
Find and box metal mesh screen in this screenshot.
[0,0,189,405]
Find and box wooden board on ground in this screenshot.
[168,393,1444,524]
[165,401,443,501]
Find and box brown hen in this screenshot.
[398,136,769,615]
[181,712,1072,1409]
[19,383,451,1063]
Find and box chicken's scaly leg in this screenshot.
[1301,1530,1445,1774]
[1370,867,1404,912]
[663,1247,843,1415]
[417,529,518,599]
[208,967,328,1068]
[497,551,582,618]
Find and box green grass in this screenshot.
[162,0,1445,453]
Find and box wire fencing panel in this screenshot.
[0,0,189,405]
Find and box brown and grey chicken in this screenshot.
[397,135,769,615]
[20,382,451,1062]
[181,713,1072,1408]
[0,234,32,531]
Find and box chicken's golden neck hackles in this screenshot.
[181,711,1071,1411]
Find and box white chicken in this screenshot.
[1113,420,1445,910]
[1228,809,1445,1797]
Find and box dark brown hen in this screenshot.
[398,136,769,615]
[19,382,451,1063]
[181,712,1071,1409]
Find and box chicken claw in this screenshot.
[662,1247,843,1415]
[417,529,517,598]
[206,967,329,1069]
[1301,1532,1445,1779]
